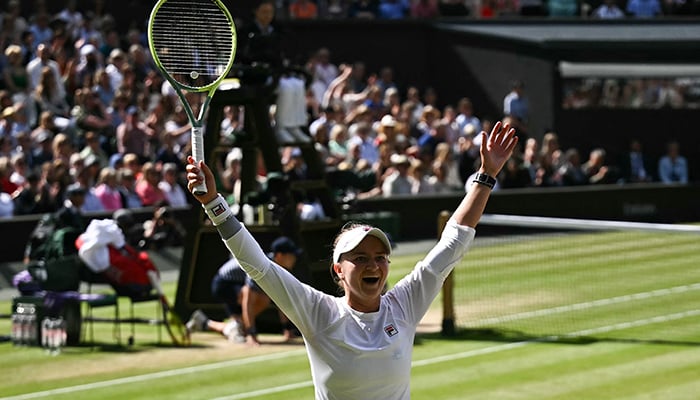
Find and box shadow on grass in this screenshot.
[415,328,700,347]
[62,340,211,353]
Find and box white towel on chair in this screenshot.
[78,219,125,273]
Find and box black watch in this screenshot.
[472,172,496,189]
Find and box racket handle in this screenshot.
[191,126,207,196]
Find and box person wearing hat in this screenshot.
[185,121,517,398]
[381,153,416,197]
[186,236,303,346]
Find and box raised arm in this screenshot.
[452,121,518,228]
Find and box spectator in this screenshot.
[313,0,342,17]
[455,97,482,139]
[503,80,530,133]
[308,48,339,104]
[348,0,380,18]
[618,139,653,183]
[71,88,113,149]
[29,12,52,50]
[219,147,244,205]
[548,0,579,16]
[411,0,441,17]
[92,68,116,108]
[347,121,379,164]
[3,45,31,101]
[657,140,688,184]
[381,153,415,196]
[499,156,532,188]
[2,1,28,44]
[135,161,166,207]
[582,148,618,184]
[105,48,127,91]
[141,205,186,249]
[79,130,109,169]
[12,171,46,215]
[592,0,626,18]
[32,66,70,120]
[626,0,662,17]
[116,105,155,160]
[30,111,55,160]
[75,43,103,89]
[51,133,74,165]
[71,161,105,213]
[26,44,65,99]
[116,167,143,209]
[0,156,19,195]
[378,0,411,18]
[9,152,28,187]
[289,0,319,18]
[94,167,123,211]
[328,123,350,162]
[557,148,587,186]
[376,66,398,96]
[416,119,448,165]
[122,153,143,181]
[164,106,191,160]
[158,162,188,208]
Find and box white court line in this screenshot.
[210,381,314,400]
[4,286,698,400]
[0,350,306,400]
[470,283,700,326]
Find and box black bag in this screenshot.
[27,254,83,292]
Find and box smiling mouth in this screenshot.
[363,277,380,284]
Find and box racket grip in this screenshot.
[191,126,207,196]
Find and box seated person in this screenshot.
[186,236,302,346]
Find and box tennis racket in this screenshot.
[148,0,237,195]
[147,270,190,347]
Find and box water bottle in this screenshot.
[11,314,20,346]
[57,317,67,353]
[242,204,255,225]
[19,314,28,346]
[27,314,37,346]
[41,317,51,351]
[47,318,66,355]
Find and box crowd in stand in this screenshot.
[276,0,694,19]
[0,0,692,220]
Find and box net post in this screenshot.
[438,210,455,336]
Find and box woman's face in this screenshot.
[333,236,390,312]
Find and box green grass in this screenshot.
[1,228,699,399]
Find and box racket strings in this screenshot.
[151,0,235,88]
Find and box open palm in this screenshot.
[480,121,519,177]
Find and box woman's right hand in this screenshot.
[186,156,218,204]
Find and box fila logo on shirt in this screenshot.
[384,324,398,337]
[212,202,226,216]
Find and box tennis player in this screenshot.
[185,121,517,399]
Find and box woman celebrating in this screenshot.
[186,121,517,399]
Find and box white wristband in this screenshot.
[203,194,233,226]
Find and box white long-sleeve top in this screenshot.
[205,196,475,400]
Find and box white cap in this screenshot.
[332,226,392,264]
[225,148,243,165]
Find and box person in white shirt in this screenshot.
[158,162,188,207]
[185,121,517,400]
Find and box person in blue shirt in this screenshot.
[657,140,688,184]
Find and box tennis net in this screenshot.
[446,214,700,344]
